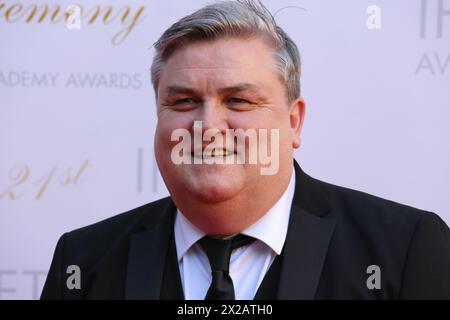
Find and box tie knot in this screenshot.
[199,234,255,272]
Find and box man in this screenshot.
[41,0,450,299]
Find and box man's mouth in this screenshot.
[192,148,236,159]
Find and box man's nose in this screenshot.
[194,99,228,134]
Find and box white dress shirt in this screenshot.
[174,169,296,300]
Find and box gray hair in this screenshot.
[150,0,301,103]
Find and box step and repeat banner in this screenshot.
[0,0,449,299]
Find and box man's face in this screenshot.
[155,37,303,208]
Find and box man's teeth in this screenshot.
[193,149,233,157]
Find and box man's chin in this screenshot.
[187,182,242,203]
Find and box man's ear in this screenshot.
[289,97,306,149]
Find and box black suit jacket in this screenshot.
[41,162,450,299]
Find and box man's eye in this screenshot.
[174,98,197,105]
[227,97,249,104]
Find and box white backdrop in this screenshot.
[0,0,449,299]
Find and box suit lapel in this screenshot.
[277,204,336,299]
[125,200,176,299]
[276,160,337,299]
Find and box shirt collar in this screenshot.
[174,207,206,262]
[174,168,296,261]
[241,169,295,255]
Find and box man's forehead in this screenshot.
[157,37,283,97]
[159,61,270,95]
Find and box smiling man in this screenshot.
[41,0,450,300]
[154,35,299,236]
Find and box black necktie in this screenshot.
[199,234,255,300]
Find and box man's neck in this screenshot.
[172,167,295,236]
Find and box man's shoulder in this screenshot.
[309,174,446,239]
[41,197,175,299]
[62,196,173,253]
[304,173,450,299]
[330,179,424,212]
